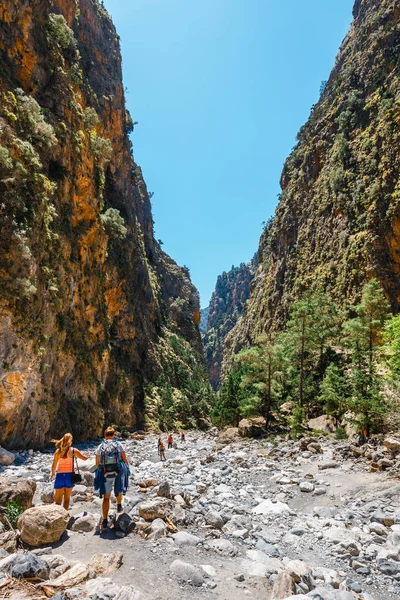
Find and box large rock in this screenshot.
[43,562,90,587]
[138,499,169,521]
[0,477,36,510]
[114,512,135,534]
[170,559,205,586]
[18,505,69,547]
[0,448,15,466]
[11,553,50,580]
[384,437,400,455]
[307,415,336,433]
[217,428,240,445]
[238,417,266,438]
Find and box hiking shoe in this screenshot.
[101,518,108,532]
[117,504,123,513]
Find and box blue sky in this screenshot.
[103,0,354,308]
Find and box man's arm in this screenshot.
[120,451,129,466]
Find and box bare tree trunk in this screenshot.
[299,315,305,408]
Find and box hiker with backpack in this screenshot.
[94,426,130,532]
[51,433,88,510]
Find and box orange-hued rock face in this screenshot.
[0,0,204,448]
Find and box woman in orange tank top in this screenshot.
[51,433,88,510]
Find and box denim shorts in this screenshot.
[54,472,74,489]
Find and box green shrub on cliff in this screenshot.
[47,14,77,50]
[100,208,127,239]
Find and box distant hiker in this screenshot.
[167,433,173,449]
[94,426,130,533]
[51,433,88,511]
[180,431,186,443]
[158,437,166,461]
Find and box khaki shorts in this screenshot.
[104,476,116,495]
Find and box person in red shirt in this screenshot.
[167,433,173,449]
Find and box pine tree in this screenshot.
[318,363,348,425]
[343,279,390,436]
[236,335,283,428]
[383,315,400,379]
[279,290,340,412]
[212,364,247,427]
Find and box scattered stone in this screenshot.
[138,499,168,521]
[69,512,97,532]
[201,564,217,578]
[270,571,296,599]
[0,448,15,466]
[0,531,17,553]
[170,559,205,586]
[299,481,314,493]
[147,518,167,539]
[253,499,290,515]
[43,562,90,588]
[208,538,237,556]
[205,510,224,529]
[41,485,55,504]
[11,553,50,580]
[157,481,171,498]
[88,552,123,576]
[174,532,200,546]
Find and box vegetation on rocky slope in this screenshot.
[224,0,400,372]
[216,0,400,434]
[215,279,400,436]
[0,0,211,447]
[202,257,257,389]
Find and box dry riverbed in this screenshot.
[1,430,400,600]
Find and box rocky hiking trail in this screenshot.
[1,432,400,600]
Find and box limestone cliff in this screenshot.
[0,0,207,448]
[223,0,400,373]
[202,257,257,389]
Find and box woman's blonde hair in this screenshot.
[52,433,73,458]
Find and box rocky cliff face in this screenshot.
[223,0,400,373]
[202,257,257,389]
[0,0,206,448]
